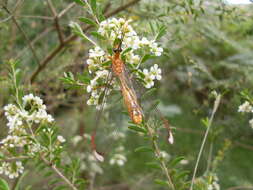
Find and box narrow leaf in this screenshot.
[154,179,168,186]
[169,156,185,167]
[134,146,153,153]
[155,25,167,40]
[90,31,106,40]
[90,0,97,14]
[175,171,190,180]
[73,0,85,6]
[79,17,97,26]
[0,178,10,190]
[141,54,157,63]
[128,125,147,133]
[145,162,161,169]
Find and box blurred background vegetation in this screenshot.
[1,0,253,189]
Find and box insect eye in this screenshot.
[113,48,122,53]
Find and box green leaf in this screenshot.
[149,22,155,35]
[141,54,157,63]
[0,178,10,190]
[97,5,105,21]
[155,25,167,40]
[49,179,61,186]
[44,171,54,177]
[154,179,168,186]
[134,146,153,153]
[128,125,147,133]
[122,47,132,55]
[175,170,190,180]
[14,171,29,190]
[73,0,85,6]
[79,17,97,26]
[90,0,97,14]
[69,22,85,38]
[101,60,112,68]
[90,31,105,40]
[145,162,161,169]
[169,156,185,167]
[201,117,209,127]
[69,22,96,45]
[53,185,68,190]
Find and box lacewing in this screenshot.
[111,48,143,124]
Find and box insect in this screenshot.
[110,43,143,124]
[91,30,143,160]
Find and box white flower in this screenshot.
[140,37,150,46]
[149,41,163,56]
[180,159,189,165]
[1,135,27,148]
[87,93,99,106]
[89,47,105,58]
[72,135,83,146]
[109,153,127,166]
[6,115,23,132]
[143,69,154,88]
[249,118,253,129]
[30,109,54,123]
[57,135,66,143]
[238,101,252,113]
[87,58,94,65]
[208,184,213,190]
[22,93,45,110]
[150,64,162,80]
[159,151,171,161]
[27,143,42,156]
[4,104,19,118]
[0,161,24,179]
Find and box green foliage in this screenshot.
[0,178,10,190]
[1,0,253,189]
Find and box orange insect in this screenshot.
[110,44,143,124]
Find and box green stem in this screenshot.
[145,124,175,190]
[190,94,221,190]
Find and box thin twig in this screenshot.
[16,15,53,20]
[29,0,142,83]
[145,124,175,190]
[0,15,12,23]
[2,6,41,66]
[41,156,78,190]
[58,2,75,18]
[47,0,64,44]
[190,94,221,190]
[16,27,54,59]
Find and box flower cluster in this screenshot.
[238,101,253,128]
[1,94,65,179]
[85,17,163,108]
[109,146,127,166]
[238,101,252,113]
[0,161,24,179]
[2,94,54,149]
